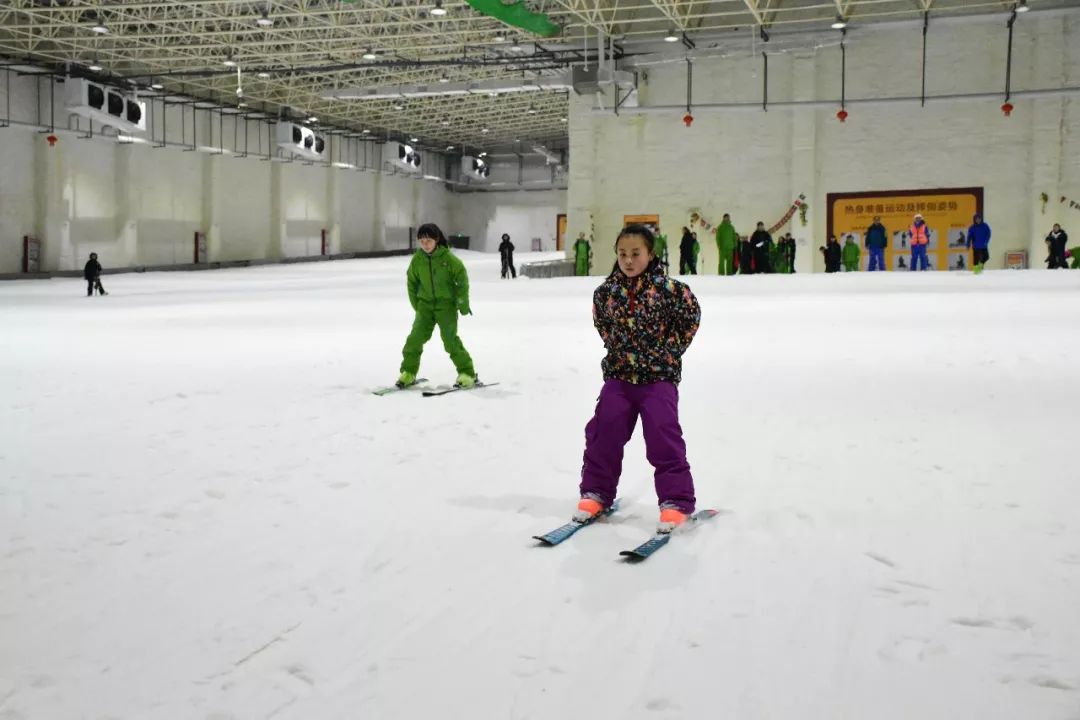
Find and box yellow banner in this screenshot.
[827,188,983,271]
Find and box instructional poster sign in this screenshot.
[827,188,983,272]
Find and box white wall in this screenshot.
[568,11,1080,273]
[449,189,567,253]
[0,128,35,271]
[0,70,459,272]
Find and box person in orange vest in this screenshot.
[909,214,930,271]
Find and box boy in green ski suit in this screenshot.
[842,235,861,272]
[715,214,738,275]
[573,232,592,276]
[397,223,478,388]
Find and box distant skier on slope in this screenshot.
[572,223,702,533]
[396,223,479,389]
[84,252,107,296]
[498,233,516,279]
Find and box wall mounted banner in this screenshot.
[827,188,983,271]
[690,194,807,236]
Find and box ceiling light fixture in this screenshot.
[481,127,489,134]
[441,118,451,126]
[88,59,103,72]
[664,29,680,42]
[410,136,419,142]
[831,15,847,29]
[238,101,248,107]
[479,151,487,157]
[1015,0,1029,11]
[446,145,454,151]
[223,55,238,67]
[362,128,371,134]
[439,74,450,83]
[494,32,506,42]
[430,0,447,16]
[509,38,523,52]
[307,116,318,123]
[256,10,274,27]
[362,49,377,60]
[150,78,164,90]
[527,105,537,114]
[91,22,109,34]
[560,116,567,122]
[257,71,271,78]
[393,102,404,110]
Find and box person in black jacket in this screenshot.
[1046,224,1069,269]
[84,252,107,296]
[498,233,516,279]
[778,233,797,273]
[820,237,842,273]
[678,226,697,275]
[750,222,773,274]
[737,235,755,274]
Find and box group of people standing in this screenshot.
[823,213,995,273]
[710,215,797,275]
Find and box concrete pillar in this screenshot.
[35,130,73,271]
[327,142,341,255]
[1024,16,1066,269]
[372,163,385,251]
[790,53,819,274]
[268,160,285,259]
[567,92,597,271]
[114,142,138,266]
[201,153,221,261]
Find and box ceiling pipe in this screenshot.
[597,86,1080,114]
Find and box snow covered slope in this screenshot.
[2,254,1079,719]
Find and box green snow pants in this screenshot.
[1071,247,1080,269]
[575,257,589,276]
[400,306,475,377]
[718,251,736,276]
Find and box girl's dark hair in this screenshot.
[501,233,510,241]
[416,223,448,248]
[617,223,655,251]
[609,223,661,277]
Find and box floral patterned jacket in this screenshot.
[592,262,701,385]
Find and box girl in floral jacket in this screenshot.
[573,224,702,532]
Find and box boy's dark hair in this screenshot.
[416,223,448,247]
[501,233,510,241]
[609,223,662,277]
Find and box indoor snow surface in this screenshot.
[2,252,1079,720]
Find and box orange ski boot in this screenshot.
[657,507,689,534]
[573,497,604,523]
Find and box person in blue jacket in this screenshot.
[865,216,888,271]
[967,214,992,271]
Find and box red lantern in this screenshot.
[683,113,693,127]
[836,109,848,123]
[46,134,58,147]
[1001,102,1014,116]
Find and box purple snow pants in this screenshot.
[579,378,696,514]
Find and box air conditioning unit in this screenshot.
[275,121,327,161]
[394,143,422,172]
[570,67,636,96]
[64,78,147,134]
[461,155,490,181]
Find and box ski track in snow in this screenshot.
[1,252,1080,719]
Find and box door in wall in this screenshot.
[556,214,567,251]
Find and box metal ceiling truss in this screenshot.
[0,0,1062,151]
